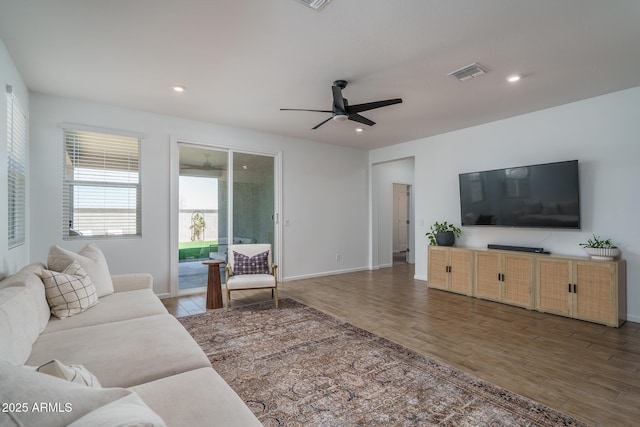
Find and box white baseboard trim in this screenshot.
[282,266,370,282]
[414,274,427,281]
[626,313,640,323]
[156,293,171,299]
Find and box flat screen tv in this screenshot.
[459,160,580,229]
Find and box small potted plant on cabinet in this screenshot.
[579,234,620,260]
[426,221,462,246]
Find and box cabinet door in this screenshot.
[449,249,473,295]
[537,258,571,316]
[428,247,449,290]
[502,255,534,308]
[475,252,501,300]
[574,261,616,325]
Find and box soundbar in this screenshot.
[487,244,545,253]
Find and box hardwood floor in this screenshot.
[162,263,640,426]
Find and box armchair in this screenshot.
[225,244,278,311]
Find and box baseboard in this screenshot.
[282,266,369,282]
[156,293,171,299]
[626,313,640,323]
[414,274,427,281]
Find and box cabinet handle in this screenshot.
[568,283,571,293]
[573,284,577,293]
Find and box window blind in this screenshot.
[7,86,26,248]
[62,128,141,239]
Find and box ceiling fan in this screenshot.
[180,154,226,177]
[280,80,403,130]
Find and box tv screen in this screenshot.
[459,160,580,229]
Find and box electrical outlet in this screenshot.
[335,254,341,262]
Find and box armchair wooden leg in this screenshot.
[226,288,230,312]
[274,287,278,309]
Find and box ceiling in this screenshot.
[1,1,639,150]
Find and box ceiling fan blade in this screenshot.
[332,85,346,112]
[347,98,403,114]
[312,116,334,130]
[280,108,332,113]
[348,113,376,126]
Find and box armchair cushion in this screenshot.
[227,274,275,290]
[232,250,270,275]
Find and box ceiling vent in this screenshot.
[296,0,332,11]
[448,63,488,82]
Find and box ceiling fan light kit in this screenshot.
[280,79,403,130]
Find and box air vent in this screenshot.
[448,63,488,82]
[296,0,332,11]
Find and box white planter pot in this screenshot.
[583,247,620,261]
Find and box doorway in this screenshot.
[393,184,411,264]
[174,143,279,295]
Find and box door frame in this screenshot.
[169,136,282,297]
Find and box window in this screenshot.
[7,86,26,248]
[63,127,141,239]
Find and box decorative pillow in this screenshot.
[47,243,114,297]
[40,260,99,319]
[68,393,167,427]
[35,359,102,388]
[233,250,270,275]
[0,360,131,427]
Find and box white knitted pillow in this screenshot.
[40,260,99,319]
[35,359,102,388]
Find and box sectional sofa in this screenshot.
[0,245,262,426]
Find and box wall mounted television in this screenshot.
[459,160,580,229]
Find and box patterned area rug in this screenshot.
[179,299,587,427]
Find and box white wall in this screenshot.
[370,158,414,268]
[28,93,369,294]
[0,39,29,277]
[370,86,640,322]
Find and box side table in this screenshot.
[202,260,225,309]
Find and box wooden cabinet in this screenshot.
[537,257,626,327]
[427,246,626,327]
[427,246,474,296]
[475,251,534,309]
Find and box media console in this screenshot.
[427,245,626,327]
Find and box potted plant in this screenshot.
[426,221,462,246]
[579,234,620,260]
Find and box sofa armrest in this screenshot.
[111,273,153,292]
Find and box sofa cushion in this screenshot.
[68,393,166,427]
[27,314,211,388]
[40,261,99,319]
[47,243,114,297]
[0,264,50,364]
[0,360,131,427]
[233,250,270,275]
[34,359,101,388]
[130,368,262,427]
[43,288,167,334]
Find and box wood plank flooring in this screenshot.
[162,263,640,426]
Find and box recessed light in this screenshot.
[506,74,521,83]
[172,85,186,92]
[355,128,363,133]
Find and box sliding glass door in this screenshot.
[176,144,277,294]
[178,146,228,292]
[232,152,275,252]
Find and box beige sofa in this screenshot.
[0,262,262,427]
